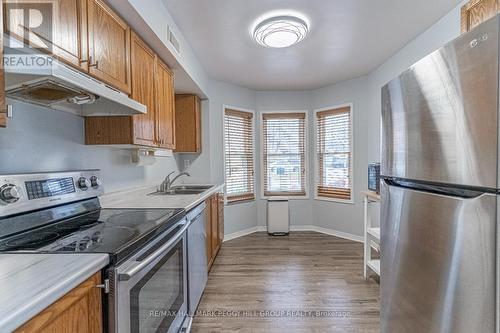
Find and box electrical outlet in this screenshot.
[184,159,191,169]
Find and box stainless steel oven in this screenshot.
[109,217,189,333]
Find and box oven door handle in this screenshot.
[118,219,189,281]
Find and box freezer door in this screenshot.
[381,15,498,188]
[380,181,496,333]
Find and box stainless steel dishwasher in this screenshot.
[186,202,208,317]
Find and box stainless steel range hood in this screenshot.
[4,54,146,116]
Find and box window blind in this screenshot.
[262,113,306,196]
[224,109,255,203]
[317,107,352,200]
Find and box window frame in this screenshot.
[314,103,355,204]
[222,105,257,205]
[260,110,309,200]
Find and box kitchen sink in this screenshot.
[148,185,214,196]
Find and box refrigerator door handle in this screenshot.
[382,178,492,199]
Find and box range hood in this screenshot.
[4,55,146,116]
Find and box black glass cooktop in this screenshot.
[0,199,185,264]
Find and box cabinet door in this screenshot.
[52,0,88,71]
[210,195,219,256]
[130,32,156,147]
[15,272,103,333]
[205,198,213,268]
[174,95,202,153]
[461,0,499,33]
[155,59,176,149]
[87,0,131,94]
[217,193,224,244]
[3,0,88,71]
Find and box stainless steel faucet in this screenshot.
[159,171,191,192]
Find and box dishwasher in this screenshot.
[186,202,208,319]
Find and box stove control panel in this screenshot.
[0,170,104,217]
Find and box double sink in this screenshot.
[149,185,213,196]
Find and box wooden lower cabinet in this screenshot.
[15,272,103,333]
[206,193,224,270]
[461,0,499,33]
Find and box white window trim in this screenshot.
[222,104,257,206]
[313,103,355,205]
[259,109,309,200]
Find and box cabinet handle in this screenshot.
[89,60,99,69]
[96,279,109,294]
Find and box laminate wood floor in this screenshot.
[191,232,380,333]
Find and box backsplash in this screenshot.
[0,101,179,193]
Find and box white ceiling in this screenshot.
[164,0,462,91]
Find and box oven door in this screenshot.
[111,219,189,333]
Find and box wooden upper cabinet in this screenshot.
[174,95,202,153]
[461,0,499,33]
[51,0,89,71]
[131,31,157,147]
[87,0,131,94]
[85,32,176,150]
[3,0,88,72]
[156,60,176,149]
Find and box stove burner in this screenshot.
[6,232,60,247]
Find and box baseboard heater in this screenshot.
[267,198,289,235]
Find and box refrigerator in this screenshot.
[380,15,499,333]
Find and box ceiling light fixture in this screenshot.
[253,15,308,48]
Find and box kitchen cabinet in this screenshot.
[130,31,157,147]
[14,272,103,333]
[3,0,88,72]
[206,193,224,270]
[156,59,176,149]
[87,0,131,94]
[461,0,499,33]
[174,95,202,153]
[85,34,175,149]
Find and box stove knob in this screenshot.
[91,231,102,244]
[78,236,91,251]
[90,176,102,189]
[0,184,22,203]
[77,177,91,191]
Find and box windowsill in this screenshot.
[260,195,310,200]
[314,196,355,205]
[225,198,256,206]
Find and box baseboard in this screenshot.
[223,226,262,242]
[224,225,363,243]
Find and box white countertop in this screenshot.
[100,184,224,211]
[0,253,109,332]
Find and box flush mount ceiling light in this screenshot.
[253,15,308,48]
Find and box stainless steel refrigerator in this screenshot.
[380,15,500,333]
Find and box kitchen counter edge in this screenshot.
[0,253,109,332]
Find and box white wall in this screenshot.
[0,101,179,193]
[220,1,466,238]
[311,76,370,235]
[205,79,257,235]
[254,91,313,227]
[0,1,467,240]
